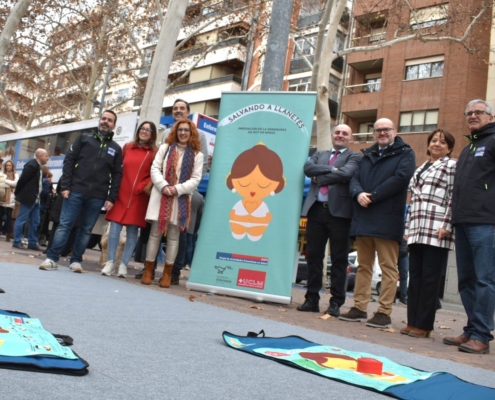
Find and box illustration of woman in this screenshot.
[226,143,285,241]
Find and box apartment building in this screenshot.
[341,0,492,164]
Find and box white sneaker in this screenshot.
[101,261,115,276]
[70,262,83,273]
[184,265,191,271]
[39,258,58,271]
[117,262,127,278]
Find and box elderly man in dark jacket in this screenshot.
[12,149,49,250]
[443,99,495,355]
[339,118,415,328]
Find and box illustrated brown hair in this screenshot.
[226,144,285,193]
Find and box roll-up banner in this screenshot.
[187,92,316,304]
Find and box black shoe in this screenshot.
[297,300,319,312]
[12,243,26,249]
[171,274,180,285]
[339,307,367,322]
[325,303,341,317]
[399,297,407,306]
[436,300,442,310]
[0,288,5,293]
[134,269,144,279]
[28,244,42,251]
[366,312,392,328]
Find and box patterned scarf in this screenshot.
[158,143,195,234]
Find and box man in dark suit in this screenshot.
[12,148,49,250]
[297,124,361,316]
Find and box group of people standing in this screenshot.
[299,99,495,355]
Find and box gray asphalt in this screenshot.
[1,262,494,400]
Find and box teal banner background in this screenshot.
[188,92,316,303]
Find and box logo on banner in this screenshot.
[237,269,266,290]
[215,265,232,274]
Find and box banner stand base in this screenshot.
[186,282,291,305]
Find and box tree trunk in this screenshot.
[315,0,346,150]
[139,0,189,124]
[0,0,33,67]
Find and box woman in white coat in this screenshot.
[0,160,19,241]
[141,118,203,287]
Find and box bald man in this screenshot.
[340,118,415,328]
[298,124,361,316]
[13,148,49,250]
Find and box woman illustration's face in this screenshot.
[138,123,152,143]
[177,123,191,145]
[232,165,279,201]
[428,132,450,160]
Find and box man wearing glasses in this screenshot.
[339,118,415,328]
[444,100,495,354]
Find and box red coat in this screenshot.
[106,143,156,228]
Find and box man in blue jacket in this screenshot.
[40,110,123,272]
[339,118,415,328]
[443,99,495,354]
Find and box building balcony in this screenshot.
[290,55,344,74]
[351,31,386,47]
[169,39,247,74]
[157,74,242,110]
[343,82,381,95]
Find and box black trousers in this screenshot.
[305,202,351,306]
[407,243,449,331]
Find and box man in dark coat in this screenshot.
[339,118,415,328]
[40,110,122,273]
[443,99,495,354]
[12,149,49,250]
[297,124,361,316]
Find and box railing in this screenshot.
[352,133,375,143]
[351,31,386,47]
[343,82,381,95]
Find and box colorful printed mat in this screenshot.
[223,331,495,399]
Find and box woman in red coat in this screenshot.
[101,121,158,278]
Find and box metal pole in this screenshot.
[260,0,293,91]
[99,61,112,119]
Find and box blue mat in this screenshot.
[223,331,495,400]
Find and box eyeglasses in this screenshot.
[464,110,491,117]
[177,128,190,133]
[140,128,152,133]
[373,127,395,134]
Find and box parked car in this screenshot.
[296,252,357,292]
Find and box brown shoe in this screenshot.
[140,260,155,285]
[443,334,470,346]
[408,328,431,338]
[400,325,414,335]
[459,339,489,354]
[159,263,174,288]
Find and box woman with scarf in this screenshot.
[101,121,158,278]
[0,160,19,242]
[141,118,203,287]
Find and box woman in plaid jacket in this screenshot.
[401,129,457,338]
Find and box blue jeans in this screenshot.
[397,254,409,300]
[185,232,196,266]
[455,224,495,344]
[13,202,40,246]
[47,192,104,264]
[108,222,139,266]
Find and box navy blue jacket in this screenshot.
[59,131,123,202]
[350,136,415,242]
[452,122,495,225]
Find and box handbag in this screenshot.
[143,181,153,196]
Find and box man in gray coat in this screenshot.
[297,124,361,316]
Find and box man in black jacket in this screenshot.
[12,149,49,250]
[443,99,495,354]
[40,110,123,273]
[339,118,415,328]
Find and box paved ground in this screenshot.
[1,235,493,373]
